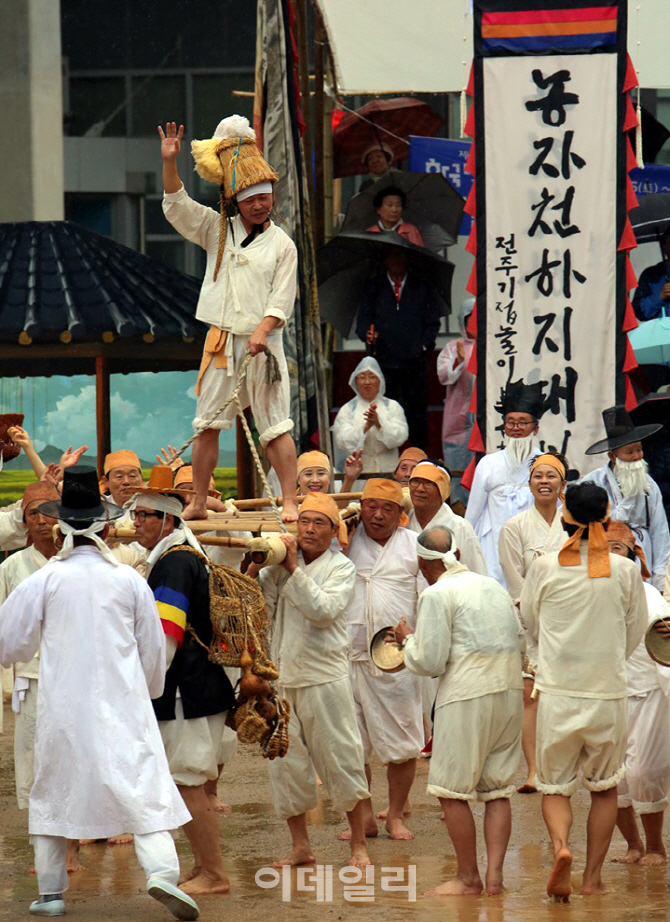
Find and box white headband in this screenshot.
[417,541,459,570]
[127,493,184,518]
[55,519,120,567]
[236,182,273,202]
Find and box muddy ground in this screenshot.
[1,708,669,921]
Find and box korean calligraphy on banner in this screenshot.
[467,1,633,474]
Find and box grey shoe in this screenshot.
[29,896,66,916]
[147,877,199,921]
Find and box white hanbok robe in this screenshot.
[408,503,487,577]
[619,581,670,813]
[260,549,369,817]
[580,463,670,592]
[404,568,522,799]
[0,547,190,839]
[347,525,425,763]
[0,500,27,551]
[465,448,539,587]
[498,505,565,604]
[0,546,46,737]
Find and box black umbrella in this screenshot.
[629,193,670,245]
[341,170,464,251]
[317,231,455,337]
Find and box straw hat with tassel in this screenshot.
[191,115,279,280]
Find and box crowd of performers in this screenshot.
[0,113,669,916]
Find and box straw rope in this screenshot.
[165,349,287,532]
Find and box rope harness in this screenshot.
[165,350,288,533]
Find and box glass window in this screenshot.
[192,73,254,139]
[144,197,172,235]
[68,78,126,137]
[132,75,186,138]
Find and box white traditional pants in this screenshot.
[32,830,179,895]
[535,694,627,796]
[428,690,522,802]
[618,688,670,814]
[268,679,370,820]
[159,699,228,787]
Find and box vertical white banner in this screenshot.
[483,53,618,473]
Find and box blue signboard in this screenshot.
[409,136,473,236]
[630,163,670,197]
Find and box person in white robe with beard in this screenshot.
[520,482,647,901]
[465,381,544,586]
[580,406,669,592]
[605,521,670,867]
[394,525,522,897]
[252,493,371,868]
[331,357,409,483]
[0,467,197,920]
[346,478,424,841]
[499,452,568,794]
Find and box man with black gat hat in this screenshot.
[0,467,198,920]
[466,380,544,587]
[580,406,669,591]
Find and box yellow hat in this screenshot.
[104,449,141,474]
[191,115,278,198]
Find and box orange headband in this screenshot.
[297,451,332,478]
[396,447,428,468]
[558,503,611,577]
[299,492,340,526]
[104,449,141,474]
[361,478,409,526]
[530,454,566,480]
[606,520,651,580]
[410,462,451,501]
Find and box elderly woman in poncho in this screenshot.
[331,358,408,487]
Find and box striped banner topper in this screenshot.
[482,5,618,53]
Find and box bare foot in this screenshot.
[179,867,198,885]
[338,822,378,840]
[612,846,644,864]
[272,847,315,868]
[180,872,231,895]
[347,848,372,868]
[280,498,299,523]
[547,848,573,902]
[108,833,133,845]
[183,500,209,521]
[66,841,83,873]
[639,851,667,867]
[207,794,232,814]
[580,879,608,896]
[424,877,483,896]
[79,838,106,846]
[386,816,415,841]
[485,875,504,896]
[376,803,412,819]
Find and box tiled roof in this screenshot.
[0,221,203,345]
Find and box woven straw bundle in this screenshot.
[191,136,278,201]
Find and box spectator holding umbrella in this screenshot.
[366,187,424,247]
[633,229,670,321]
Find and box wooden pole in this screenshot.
[95,356,110,478]
[313,9,326,247]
